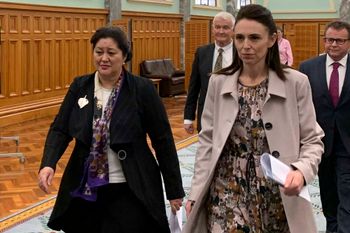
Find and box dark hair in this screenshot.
[218,4,286,80]
[90,26,132,62]
[325,20,350,39]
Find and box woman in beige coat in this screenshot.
[183,4,324,233]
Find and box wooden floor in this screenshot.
[0,96,193,220]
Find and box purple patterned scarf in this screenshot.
[72,73,123,201]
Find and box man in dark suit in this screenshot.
[299,21,350,233]
[184,11,235,133]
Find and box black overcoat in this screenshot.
[40,69,185,231]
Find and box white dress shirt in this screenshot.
[326,53,348,96]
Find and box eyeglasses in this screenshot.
[324,37,350,45]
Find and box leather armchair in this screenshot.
[140,58,185,97]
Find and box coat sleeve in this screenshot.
[138,79,185,200]
[39,79,79,170]
[290,76,324,184]
[184,48,202,121]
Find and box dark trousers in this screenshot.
[319,132,350,233]
[62,183,166,233]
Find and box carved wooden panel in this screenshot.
[122,12,182,75]
[0,3,107,127]
[111,18,129,33]
[319,23,327,54]
[185,19,210,89]
[111,18,131,71]
[290,23,319,68]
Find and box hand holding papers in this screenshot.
[260,153,311,202]
[169,206,182,233]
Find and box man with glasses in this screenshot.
[300,20,350,233]
[184,11,235,133]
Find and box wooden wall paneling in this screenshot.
[0,14,4,97]
[132,20,143,75]
[85,38,93,72]
[33,39,43,93]
[21,39,31,95]
[72,39,80,78]
[319,23,326,54]
[122,12,182,75]
[184,19,210,90]
[293,23,319,68]
[62,38,69,88]
[275,19,334,68]
[54,39,63,90]
[0,13,8,98]
[111,18,131,71]
[0,3,107,127]
[111,18,129,33]
[9,39,21,97]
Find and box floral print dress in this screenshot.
[207,79,289,233]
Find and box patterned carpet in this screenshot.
[1,136,326,232]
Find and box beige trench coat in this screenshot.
[183,68,324,233]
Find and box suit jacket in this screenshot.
[40,70,185,231]
[300,54,350,156]
[184,43,235,131]
[183,68,324,233]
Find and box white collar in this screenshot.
[326,53,348,67]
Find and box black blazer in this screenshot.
[299,54,350,157]
[184,43,235,131]
[40,70,185,231]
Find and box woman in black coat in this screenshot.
[38,26,185,233]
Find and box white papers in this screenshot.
[260,153,311,202]
[169,206,182,233]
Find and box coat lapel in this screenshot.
[71,74,94,147]
[338,55,350,107]
[109,71,138,145]
[318,55,334,107]
[214,72,240,159]
[205,44,215,73]
[265,69,286,102]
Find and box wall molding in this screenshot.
[263,0,337,14]
[127,0,174,6]
[0,2,108,14]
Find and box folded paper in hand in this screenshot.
[169,206,182,233]
[260,153,311,202]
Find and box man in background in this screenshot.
[299,20,350,233]
[184,11,235,133]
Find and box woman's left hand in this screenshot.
[169,198,183,214]
[283,169,305,196]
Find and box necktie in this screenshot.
[329,62,340,107]
[214,48,224,72]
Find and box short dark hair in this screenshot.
[325,20,350,39]
[219,4,286,80]
[90,26,132,62]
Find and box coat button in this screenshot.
[265,122,273,130]
[272,151,280,158]
[117,150,127,160]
